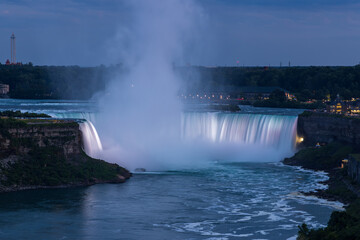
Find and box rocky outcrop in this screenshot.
[297,112,360,146]
[1,121,81,156]
[0,119,131,193]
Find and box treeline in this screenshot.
[1,64,360,100]
[0,64,121,99]
[177,65,360,101]
[0,110,50,118]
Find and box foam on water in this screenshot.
[151,163,342,239]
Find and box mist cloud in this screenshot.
[96,0,202,171]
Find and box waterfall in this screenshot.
[181,112,298,158]
[59,111,298,165]
[79,120,103,158]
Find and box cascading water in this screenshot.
[54,111,298,169]
[181,112,297,148]
[79,120,103,158]
[179,112,298,164]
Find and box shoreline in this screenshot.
[282,145,360,238]
[283,158,357,205]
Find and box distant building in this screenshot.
[347,100,360,115]
[0,84,9,95]
[326,94,348,114]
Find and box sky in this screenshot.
[0,0,359,66]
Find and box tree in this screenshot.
[269,89,286,102]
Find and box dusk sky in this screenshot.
[0,0,359,66]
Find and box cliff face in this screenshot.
[0,119,131,193]
[348,155,360,184]
[297,112,360,146]
[1,122,81,156]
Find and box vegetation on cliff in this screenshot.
[0,117,131,192]
[1,147,129,187]
[284,142,353,170]
[0,110,51,118]
[298,200,360,240]
[284,142,360,239]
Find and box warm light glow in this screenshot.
[297,136,304,143]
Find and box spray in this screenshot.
[96,0,202,170]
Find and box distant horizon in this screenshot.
[1,0,359,66]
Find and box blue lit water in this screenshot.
[0,99,340,240]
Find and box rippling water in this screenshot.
[0,99,340,239]
[0,163,339,240]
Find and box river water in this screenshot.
[0,99,341,240]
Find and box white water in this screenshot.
[79,121,103,158]
[181,112,297,152]
[68,111,298,170]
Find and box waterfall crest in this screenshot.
[181,112,298,155]
[51,112,97,124]
[79,121,103,158]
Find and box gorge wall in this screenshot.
[0,121,82,157]
[297,112,360,146]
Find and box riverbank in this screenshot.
[283,143,360,239]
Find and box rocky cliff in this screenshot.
[1,120,81,156]
[297,112,360,146]
[0,118,131,193]
[348,154,360,184]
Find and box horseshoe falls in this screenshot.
[50,111,299,166]
[73,111,298,168]
[181,112,298,161]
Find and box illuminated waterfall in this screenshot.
[60,111,298,164]
[181,112,298,156]
[79,121,103,158]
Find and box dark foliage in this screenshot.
[284,142,353,170]
[299,200,360,240]
[177,66,360,101]
[0,110,51,118]
[0,147,128,186]
[1,65,360,100]
[0,64,120,99]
